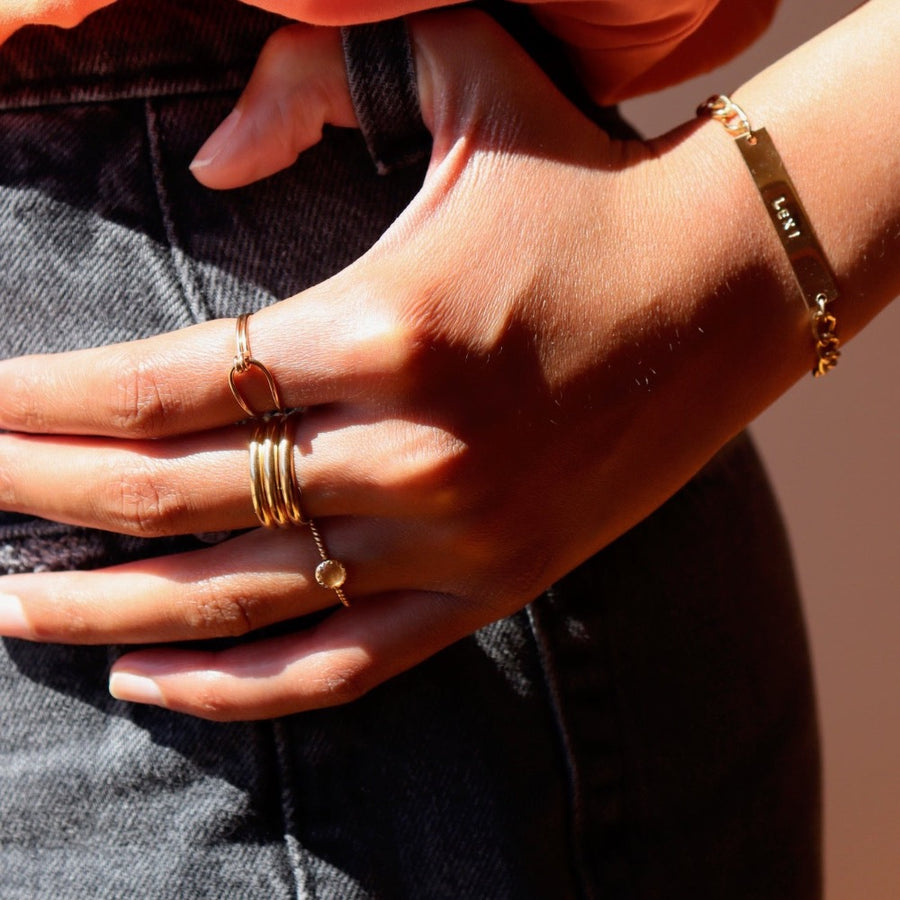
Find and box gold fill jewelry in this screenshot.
[249,413,307,528]
[229,312,284,417]
[308,521,349,607]
[235,312,350,606]
[698,94,841,377]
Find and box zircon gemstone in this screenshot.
[316,559,347,590]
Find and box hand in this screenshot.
[0,10,799,720]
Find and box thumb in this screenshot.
[190,11,608,192]
[189,25,357,189]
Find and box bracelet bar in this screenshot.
[700,94,841,376]
[735,127,839,308]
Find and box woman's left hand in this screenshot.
[0,11,800,720]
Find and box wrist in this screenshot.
[640,117,812,428]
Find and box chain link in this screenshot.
[697,94,754,141]
[811,294,842,377]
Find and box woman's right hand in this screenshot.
[0,9,802,719]
[1,0,896,720]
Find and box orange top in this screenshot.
[0,0,780,102]
[240,0,781,101]
[529,0,780,102]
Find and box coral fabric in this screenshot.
[531,0,780,101]
[1,1,779,102]
[230,0,781,100]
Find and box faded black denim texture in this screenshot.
[0,2,820,897]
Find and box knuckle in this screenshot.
[350,307,428,391]
[468,513,552,600]
[336,276,450,396]
[29,611,83,643]
[190,676,240,721]
[393,295,442,379]
[28,590,91,641]
[314,656,374,706]
[260,23,311,63]
[427,431,471,491]
[185,581,257,639]
[0,371,48,432]
[109,357,176,438]
[390,427,470,515]
[0,454,19,507]
[97,459,185,537]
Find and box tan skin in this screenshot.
[0,3,897,719]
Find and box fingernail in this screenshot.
[109,671,165,707]
[190,108,243,170]
[0,593,30,638]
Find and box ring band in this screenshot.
[229,313,283,418]
[249,413,307,528]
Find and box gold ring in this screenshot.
[249,413,306,528]
[307,520,350,607]
[228,313,283,418]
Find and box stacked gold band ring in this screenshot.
[249,413,307,528]
[232,313,350,607]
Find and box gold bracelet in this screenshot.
[698,94,841,377]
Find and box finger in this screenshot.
[107,588,487,720]
[0,289,409,437]
[199,9,610,184]
[0,428,251,535]
[190,25,358,190]
[0,409,461,534]
[0,529,323,643]
[0,519,460,646]
[0,317,242,437]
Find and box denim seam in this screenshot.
[143,97,215,325]
[525,596,593,900]
[272,720,314,900]
[596,596,643,900]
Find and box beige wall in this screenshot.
[620,3,900,898]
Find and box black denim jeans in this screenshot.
[0,2,820,897]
